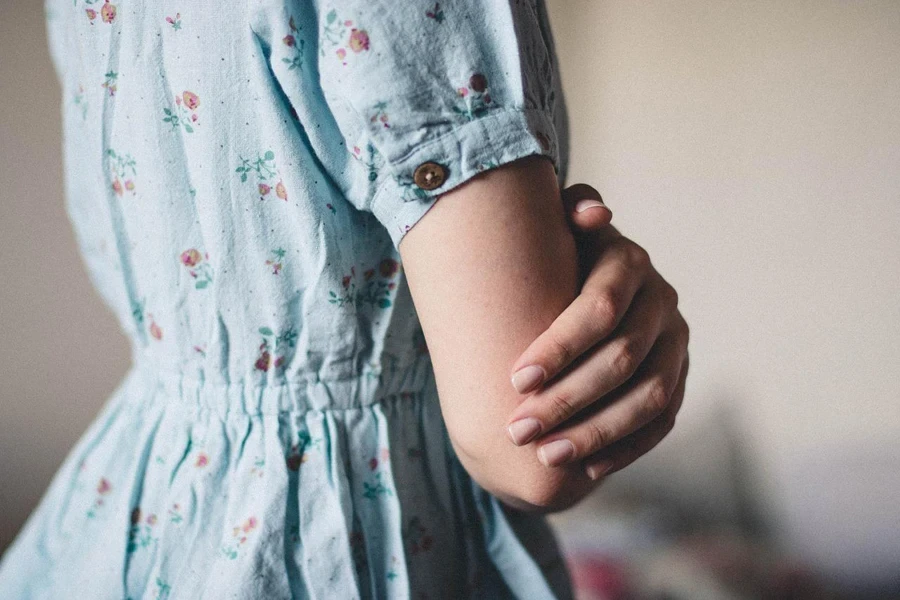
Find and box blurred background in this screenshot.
[1,1,897,599]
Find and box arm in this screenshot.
[398,155,599,514]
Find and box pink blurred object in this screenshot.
[565,551,633,600]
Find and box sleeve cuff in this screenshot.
[369,107,561,251]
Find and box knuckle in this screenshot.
[610,338,640,381]
[546,334,574,369]
[628,244,651,270]
[590,292,620,331]
[645,379,670,416]
[585,420,613,453]
[547,390,578,423]
[662,282,679,310]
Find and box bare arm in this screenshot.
[399,155,599,514]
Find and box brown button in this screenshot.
[413,161,447,191]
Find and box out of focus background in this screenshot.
[1,1,898,598]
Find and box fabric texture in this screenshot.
[0,0,575,598]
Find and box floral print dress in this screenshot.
[0,0,573,598]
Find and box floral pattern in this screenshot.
[265,247,286,274]
[236,151,289,202]
[126,507,158,553]
[163,91,200,133]
[254,325,298,372]
[220,516,259,560]
[101,71,118,96]
[107,148,135,196]
[13,2,571,597]
[319,9,369,64]
[453,72,495,120]
[86,477,112,519]
[328,258,398,309]
[165,13,182,31]
[281,16,305,70]
[180,248,213,289]
[352,142,381,181]
[425,3,445,23]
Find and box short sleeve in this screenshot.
[309,0,565,249]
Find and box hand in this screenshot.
[505,184,690,481]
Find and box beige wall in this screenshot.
[2,0,898,586]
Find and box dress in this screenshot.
[0,0,574,598]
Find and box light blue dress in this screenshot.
[0,0,574,597]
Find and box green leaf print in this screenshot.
[163,91,200,134]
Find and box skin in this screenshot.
[399,156,690,513]
[509,184,690,482]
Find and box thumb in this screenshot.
[561,183,612,231]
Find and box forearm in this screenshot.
[401,156,600,513]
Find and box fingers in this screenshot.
[509,238,652,395]
[582,350,689,480]
[506,280,666,446]
[527,324,687,468]
[561,184,612,231]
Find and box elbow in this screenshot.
[448,433,594,515]
[503,468,595,515]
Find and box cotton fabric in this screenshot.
[0,0,574,597]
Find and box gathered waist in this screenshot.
[120,352,437,418]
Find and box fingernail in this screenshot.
[507,417,542,446]
[511,365,545,394]
[539,439,575,467]
[575,199,607,213]
[585,461,613,481]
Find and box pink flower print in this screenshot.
[369,457,378,470]
[283,34,296,47]
[86,8,97,22]
[181,248,202,267]
[380,447,391,462]
[148,314,163,340]
[97,477,111,494]
[326,203,336,214]
[124,180,134,192]
[258,183,271,197]
[195,452,209,467]
[191,113,198,122]
[336,48,346,61]
[344,20,353,26]
[146,513,158,525]
[348,29,369,53]
[275,181,287,201]
[101,1,116,24]
[182,91,199,111]
[112,178,123,196]
[166,13,182,31]
[457,87,468,97]
[255,351,272,372]
[379,258,399,278]
[341,275,351,289]
[242,517,258,533]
